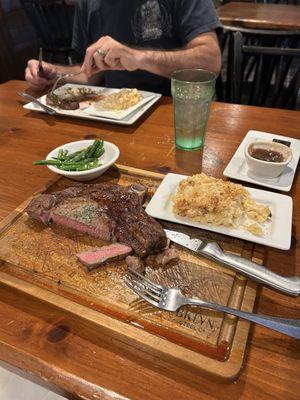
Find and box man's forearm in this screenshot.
[139,47,220,78]
[137,33,221,78]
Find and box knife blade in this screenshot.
[18,92,57,115]
[164,228,300,296]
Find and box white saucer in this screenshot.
[223,130,300,192]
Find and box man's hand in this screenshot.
[25,59,58,90]
[82,36,142,77]
[82,32,221,80]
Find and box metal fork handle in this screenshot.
[200,242,300,296]
[18,92,56,115]
[50,71,82,94]
[50,75,66,94]
[183,298,300,339]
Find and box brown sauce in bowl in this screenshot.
[250,148,284,163]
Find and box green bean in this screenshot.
[62,149,69,158]
[86,140,102,158]
[70,149,91,162]
[58,164,85,171]
[95,139,104,152]
[58,165,78,171]
[62,157,97,166]
[85,160,101,170]
[33,160,62,166]
[57,149,64,160]
[64,150,84,161]
[85,141,98,158]
[64,147,90,161]
[58,160,100,171]
[56,148,69,161]
[94,146,105,158]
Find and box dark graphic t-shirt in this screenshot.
[72,0,221,95]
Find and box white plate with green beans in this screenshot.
[34,140,119,181]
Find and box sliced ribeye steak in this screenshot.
[77,243,132,271]
[26,183,167,256]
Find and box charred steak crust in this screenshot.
[26,183,167,256]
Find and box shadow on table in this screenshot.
[174,148,204,175]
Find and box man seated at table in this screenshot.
[25,0,222,95]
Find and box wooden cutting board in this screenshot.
[0,165,263,379]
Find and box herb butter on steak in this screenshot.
[25,183,167,256]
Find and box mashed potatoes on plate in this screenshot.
[172,173,271,236]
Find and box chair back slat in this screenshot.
[221,28,300,110]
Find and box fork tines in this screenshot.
[124,268,163,308]
[129,268,163,291]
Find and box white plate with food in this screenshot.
[223,130,300,192]
[23,84,161,125]
[84,88,158,120]
[146,172,292,250]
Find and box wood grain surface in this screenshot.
[0,80,299,399]
[218,2,300,31]
[0,165,261,379]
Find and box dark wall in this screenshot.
[0,1,38,83]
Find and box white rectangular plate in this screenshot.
[223,130,300,192]
[23,84,161,126]
[84,90,157,120]
[146,173,293,250]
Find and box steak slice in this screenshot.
[125,255,145,274]
[51,197,112,241]
[26,183,167,256]
[77,243,132,271]
[155,248,179,266]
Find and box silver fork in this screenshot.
[124,269,300,339]
[50,71,83,95]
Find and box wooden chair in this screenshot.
[20,0,76,65]
[217,26,300,109]
[228,31,300,109]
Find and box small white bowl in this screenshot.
[245,141,292,179]
[46,140,120,181]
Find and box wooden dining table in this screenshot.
[218,2,300,31]
[0,80,299,400]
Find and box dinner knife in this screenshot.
[164,228,300,296]
[18,92,57,115]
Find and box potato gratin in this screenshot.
[172,173,271,236]
[96,88,142,111]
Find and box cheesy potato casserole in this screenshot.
[96,89,142,111]
[172,173,270,236]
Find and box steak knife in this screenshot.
[18,92,57,115]
[164,228,300,297]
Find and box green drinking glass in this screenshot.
[171,69,216,151]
